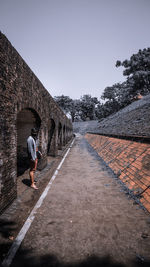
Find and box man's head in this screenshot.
[31,128,37,137]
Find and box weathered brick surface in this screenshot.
[85,133,150,213]
[0,32,73,213]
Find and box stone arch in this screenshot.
[47,118,55,155]
[68,127,73,141]
[58,122,63,150]
[66,126,69,143]
[17,108,41,176]
[63,125,66,146]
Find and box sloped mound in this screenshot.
[98,94,150,137]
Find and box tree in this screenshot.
[54,94,100,121]
[69,99,82,122]
[54,95,81,122]
[80,95,99,121]
[116,47,150,97]
[54,95,72,113]
[101,82,134,109]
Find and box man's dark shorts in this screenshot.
[30,159,37,171]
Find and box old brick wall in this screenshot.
[85,134,150,213]
[0,32,73,213]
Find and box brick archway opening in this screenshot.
[63,125,66,145]
[47,119,55,155]
[17,108,41,176]
[58,122,62,150]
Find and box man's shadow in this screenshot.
[17,156,29,176]
[22,179,31,187]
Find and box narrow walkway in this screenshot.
[4,136,150,266]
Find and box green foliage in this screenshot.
[116,47,150,96]
[97,47,150,119]
[54,95,72,113]
[54,95,77,122]
[54,94,100,122]
[80,95,99,121]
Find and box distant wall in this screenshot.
[0,32,73,213]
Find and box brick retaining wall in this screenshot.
[85,133,150,213]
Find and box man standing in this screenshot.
[27,128,39,190]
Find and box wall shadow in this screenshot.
[5,249,150,267]
[0,219,17,263]
[17,157,29,176]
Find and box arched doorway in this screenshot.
[63,125,66,146]
[17,108,41,176]
[47,119,55,155]
[58,122,62,150]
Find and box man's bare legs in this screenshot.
[29,159,38,190]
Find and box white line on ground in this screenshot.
[2,138,75,267]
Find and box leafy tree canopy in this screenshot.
[54,95,72,113]
[116,47,150,96]
[54,94,100,122]
[80,95,99,121]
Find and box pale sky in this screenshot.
[0,0,150,100]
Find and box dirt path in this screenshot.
[6,135,150,266]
